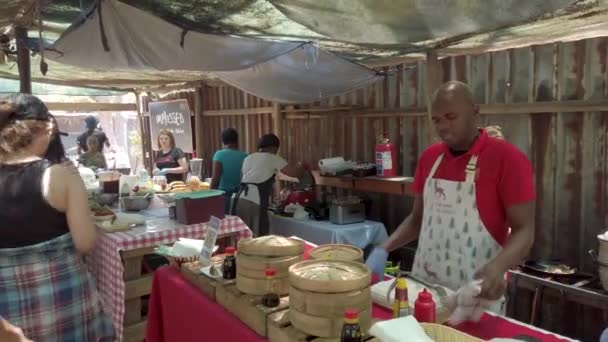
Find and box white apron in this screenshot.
[411,153,504,312]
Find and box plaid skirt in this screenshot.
[0,233,115,342]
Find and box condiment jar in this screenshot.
[222,247,236,280]
[340,309,362,342]
[414,288,436,323]
[262,267,280,307]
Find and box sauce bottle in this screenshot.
[340,309,362,342]
[222,247,236,280]
[414,288,436,323]
[262,267,280,307]
[392,277,411,318]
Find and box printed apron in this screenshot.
[0,233,115,341]
[411,153,505,312]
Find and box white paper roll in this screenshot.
[318,157,345,167]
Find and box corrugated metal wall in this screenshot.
[163,37,608,276]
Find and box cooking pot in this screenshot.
[589,233,608,291]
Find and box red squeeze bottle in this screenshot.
[414,288,436,323]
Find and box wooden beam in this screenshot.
[45,102,136,112]
[15,26,31,94]
[424,50,440,143]
[204,106,274,116]
[280,106,360,113]
[194,86,205,157]
[272,102,282,141]
[282,99,608,120]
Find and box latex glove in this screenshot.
[365,247,388,279]
[446,279,497,325]
[157,169,170,176]
[474,262,507,300]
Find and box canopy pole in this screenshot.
[15,26,31,94]
[424,50,440,144]
[194,86,205,160]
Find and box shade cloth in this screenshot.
[49,0,381,103]
[269,0,578,45]
[269,214,388,249]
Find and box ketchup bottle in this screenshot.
[414,288,436,323]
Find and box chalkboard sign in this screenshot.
[149,99,193,153]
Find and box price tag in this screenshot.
[199,216,221,266]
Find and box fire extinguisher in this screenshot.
[375,132,397,177]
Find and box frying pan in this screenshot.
[522,260,577,276]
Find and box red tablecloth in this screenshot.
[146,240,573,342]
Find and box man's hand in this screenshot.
[365,247,389,280]
[0,319,31,342]
[474,262,506,300]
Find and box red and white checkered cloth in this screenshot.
[85,215,252,341]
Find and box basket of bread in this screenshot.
[157,177,211,203]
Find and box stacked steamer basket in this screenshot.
[308,244,364,263]
[236,235,305,295]
[288,259,372,338]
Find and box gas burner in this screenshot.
[517,266,607,294]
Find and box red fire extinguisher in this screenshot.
[375,132,397,177]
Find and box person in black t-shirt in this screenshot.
[76,116,110,154]
[153,129,188,183]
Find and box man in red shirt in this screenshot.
[366,81,535,303]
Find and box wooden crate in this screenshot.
[216,282,289,337]
[267,309,379,342]
[120,231,239,342]
[180,261,217,300]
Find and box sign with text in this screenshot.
[149,99,193,153]
[199,216,221,266]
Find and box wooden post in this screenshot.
[15,26,31,94]
[424,50,441,143]
[194,86,205,159]
[135,92,149,174]
[272,102,282,141]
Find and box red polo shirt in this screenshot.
[412,129,535,246]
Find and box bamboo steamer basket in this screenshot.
[238,235,305,257]
[237,253,302,272]
[288,260,371,293]
[289,307,372,338]
[421,323,482,342]
[237,263,290,279]
[236,272,290,296]
[289,286,371,317]
[308,244,364,263]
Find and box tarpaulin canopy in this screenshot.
[0,0,605,92]
[47,0,381,103]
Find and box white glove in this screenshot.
[446,279,497,325]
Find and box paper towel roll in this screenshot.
[318,157,345,167]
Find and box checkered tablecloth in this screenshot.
[86,215,252,341]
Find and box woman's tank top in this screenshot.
[0,160,69,248]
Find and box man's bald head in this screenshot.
[430,81,480,150]
[431,81,475,108]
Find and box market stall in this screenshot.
[145,238,575,342]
